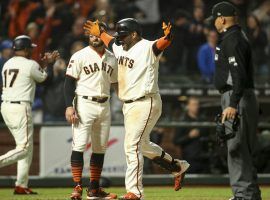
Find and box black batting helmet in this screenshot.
[114,18,142,37]
[13,35,37,51]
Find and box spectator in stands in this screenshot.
[42,58,66,122]
[185,6,206,75]
[74,0,96,18]
[0,40,13,102]
[134,0,161,40]
[28,0,73,49]
[197,29,218,83]
[247,14,269,75]
[160,9,190,74]
[0,40,13,76]
[26,22,52,62]
[8,0,39,38]
[32,86,44,123]
[58,16,86,60]
[173,97,208,173]
[92,0,116,30]
[26,3,55,62]
[113,0,145,22]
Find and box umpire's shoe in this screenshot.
[173,159,190,191]
[14,186,38,195]
[118,192,140,200]
[86,187,117,199]
[229,197,261,200]
[70,185,83,200]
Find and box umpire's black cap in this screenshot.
[207,1,238,24]
[13,35,37,51]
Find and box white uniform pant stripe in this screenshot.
[123,94,163,198]
[135,97,152,198]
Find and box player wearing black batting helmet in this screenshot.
[84,16,190,200]
[0,35,59,195]
[13,35,37,51]
[113,18,142,45]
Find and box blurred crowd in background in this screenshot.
[1,0,270,174]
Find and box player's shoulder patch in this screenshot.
[68,60,74,68]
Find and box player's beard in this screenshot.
[90,40,104,48]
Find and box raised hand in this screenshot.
[162,22,173,40]
[41,50,60,66]
[83,20,101,37]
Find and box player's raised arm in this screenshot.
[152,22,173,56]
[83,20,115,50]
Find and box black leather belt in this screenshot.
[124,96,146,104]
[82,96,108,103]
[10,101,21,104]
[219,85,233,94]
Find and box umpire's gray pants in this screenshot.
[221,89,261,200]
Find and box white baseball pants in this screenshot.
[0,102,33,188]
[123,93,163,198]
[72,96,111,153]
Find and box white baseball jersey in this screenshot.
[1,56,47,103]
[112,39,162,101]
[66,46,118,97]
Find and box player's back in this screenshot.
[1,56,46,103]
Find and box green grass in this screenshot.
[0,186,269,200]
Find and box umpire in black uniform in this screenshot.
[208,2,261,200]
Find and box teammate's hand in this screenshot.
[162,22,172,40]
[65,107,79,125]
[222,107,237,124]
[83,20,101,37]
[41,51,60,67]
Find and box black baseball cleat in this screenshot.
[86,187,117,199]
[229,197,245,200]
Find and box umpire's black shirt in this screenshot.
[214,25,254,108]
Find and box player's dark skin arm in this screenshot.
[152,36,172,56]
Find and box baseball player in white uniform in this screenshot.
[0,35,58,194]
[64,29,118,200]
[84,18,190,200]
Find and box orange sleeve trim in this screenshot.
[100,32,114,48]
[156,36,171,51]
